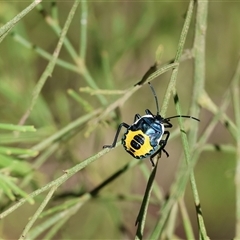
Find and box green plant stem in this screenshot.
[161,0,194,117]
[231,58,240,238]
[0,124,35,132]
[166,202,178,239]
[190,0,208,139]
[89,62,178,130]
[149,0,195,238]
[198,90,237,138]
[179,197,195,239]
[139,164,163,201]
[36,1,107,106]
[31,203,80,239]
[135,162,158,240]
[19,185,58,240]
[18,0,80,126]
[80,0,88,59]
[0,0,42,43]
[202,144,235,153]
[134,0,195,238]
[0,142,119,219]
[196,90,231,153]
[36,2,79,61]
[187,1,209,239]
[31,109,101,152]
[68,89,94,112]
[173,90,208,240]
[50,0,58,20]
[11,32,80,73]
[0,143,140,233]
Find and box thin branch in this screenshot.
[18,0,80,126]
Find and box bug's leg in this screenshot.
[159,130,170,157]
[149,144,169,166]
[149,146,166,166]
[145,109,154,116]
[160,146,169,157]
[160,130,170,144]
[149,157,155,167]
[149,130,171,165]
[163,119,173,129]
[103,122,129,149]
[134,114,141,122]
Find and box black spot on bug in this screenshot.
[129,147,136,153]
[131,140,141,150]
[133,134,145,145]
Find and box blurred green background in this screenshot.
[0,1,239,239]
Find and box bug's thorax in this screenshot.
[130,113,165,135]
[145,113,164,127]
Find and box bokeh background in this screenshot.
[0,1,239,239]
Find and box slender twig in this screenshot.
[187,0,209,238]
[88,63,178,131]
[231,58,240,238]
[161,0,194,117]
[36,2,79,61]
[31,109,101,152]
[0,142,119,220]
[0,0,42,42]
[138,1,195,239]
[36,1,107,105]
[179,197,195,239]
[198,90,237,138]
[19,185,58,240]
[80,0,88,59]
[18,0,80,126]
[11,32,80,73]
[135,162,158,240]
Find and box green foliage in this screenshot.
[0,1,239,239]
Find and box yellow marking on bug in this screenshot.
[124,130,153,157]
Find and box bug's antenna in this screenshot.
[148,82,160,115]
[166,115,200,122]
